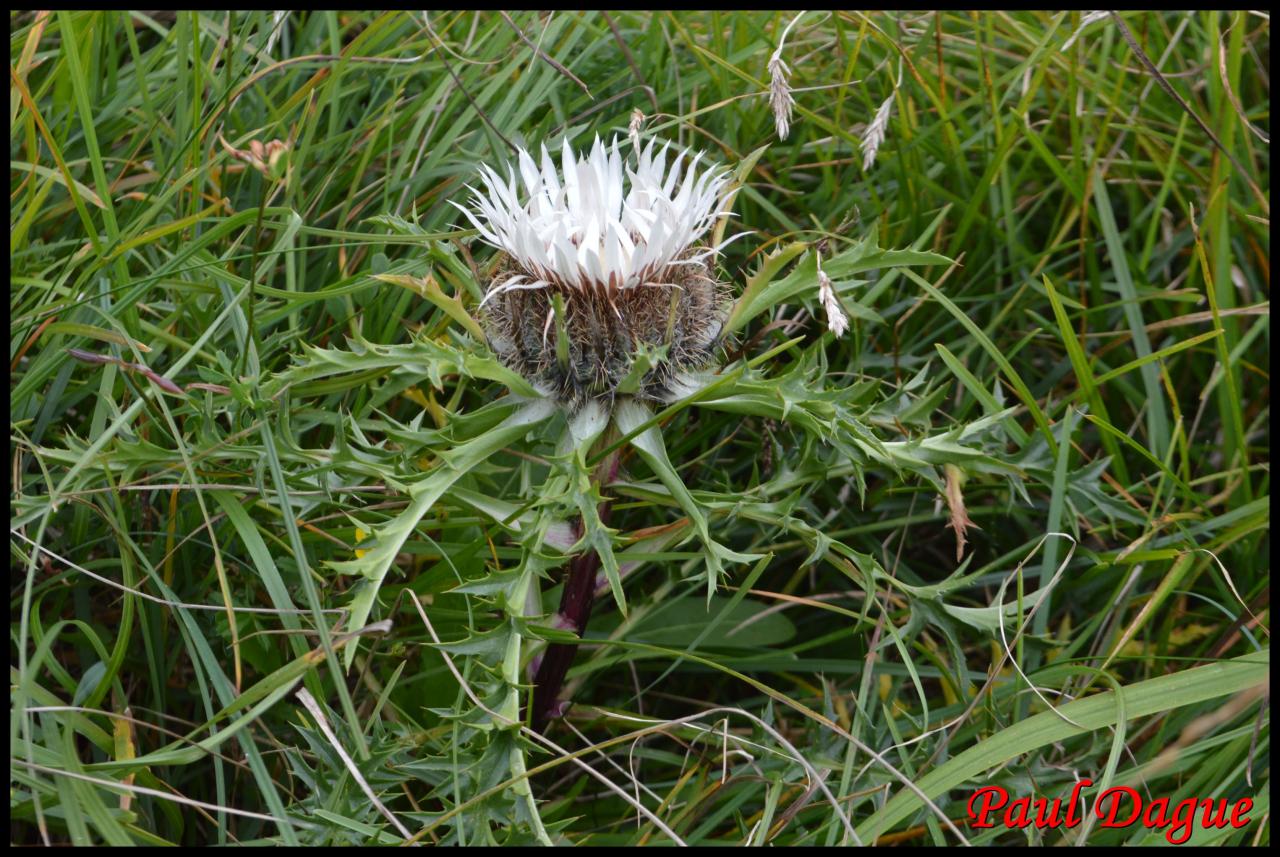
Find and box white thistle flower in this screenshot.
[453,135,733,304]
[860,91,896,171]
[455,136,738,408]
[816,256,848,338]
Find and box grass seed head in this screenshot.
[767,11,806,141]
[860,92,895,172]
[816,256,848,338]
[768,51,795,140]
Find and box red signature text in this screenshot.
[967,780,1253,844]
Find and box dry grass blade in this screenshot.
[1217,17,1269,143]
[500,11,592,97]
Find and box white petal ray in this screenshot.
[459,134,733,293]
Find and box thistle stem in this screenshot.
[529,451,618,733]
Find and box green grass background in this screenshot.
[10,10,1269,846]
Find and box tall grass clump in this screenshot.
[10,10,1269,846]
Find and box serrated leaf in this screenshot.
[330,398,556,667]
[613,398,758,601]
[448,487,577,550]
[938,586,1053,633]
[723,231,951,337]
[429,623,512,659]
[722,241,810,336]
[267,335,539,401]
[373,273,486,341]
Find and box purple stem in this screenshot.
[528,453,618,733]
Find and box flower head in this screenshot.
[455,136,737,408]
[455,135,732,301]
